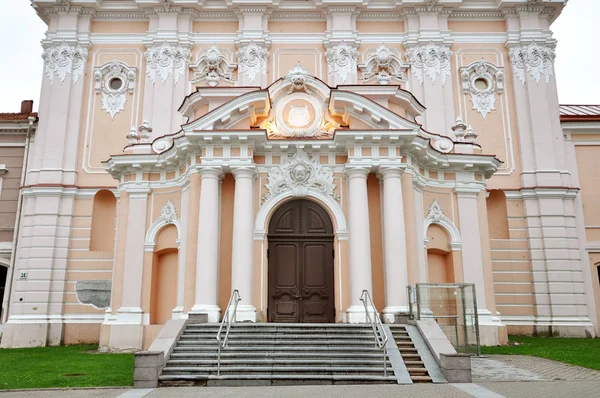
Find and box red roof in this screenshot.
[0,112,38,121]
[560,105,600,122]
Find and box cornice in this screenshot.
[30,1,564,24]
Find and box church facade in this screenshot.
[1,0,598,351]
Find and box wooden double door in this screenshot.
[267,199,335,323]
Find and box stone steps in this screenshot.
[162,365,394,374]
[159,323,399,386]
[389,325,432,383]
[167,359,394,366]
[170,352,391,359]
[159,373,399,387]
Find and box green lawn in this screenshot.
[0,345,134,390]
[481,336,600,371]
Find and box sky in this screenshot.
[0,0,598,112]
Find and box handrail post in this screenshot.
[216,289,241,377]
[359,289,388,377]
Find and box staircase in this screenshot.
[159,323,398,386]
[389,325,432,383]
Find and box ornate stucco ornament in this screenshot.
[405,44,452,86]
[191,44,236,87]
[451,116,478,144]
[126,119,153,145]
[285,62,311,94]
[359,45,408,85]
[258,90,339,139]
[145,43,192,84]
[460,60,504,119]
[264,149,338,201]
[236,42,268,84]
[508,43,555,86]
[326,42,359,83]
[428,199,445,223]
[42,42,88,84]
[160,200,178,223]
[94,60,137,119]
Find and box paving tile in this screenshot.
[477,380,600,398]
[486,355,600,381]
[145,384,473,397]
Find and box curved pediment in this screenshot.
[172,64,428,146]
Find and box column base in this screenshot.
[345,305,375,324]
[116,307,143,324]
[477,309,508,346]
[234,305,257,322]
[104,323,144,351]
[171,306,185,320]
[190,304,221,323]
[382,306,410,324]
[0,320,51,348]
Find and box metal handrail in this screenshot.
[359,290,388,377]
[216,289,241,376]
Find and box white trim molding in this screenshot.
[144,200,181,251]
[423,199,462,250]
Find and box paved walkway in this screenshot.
[472,354,600,382]
[2,355,600,398]
[3,383,600,398]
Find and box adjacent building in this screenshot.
[1,0,598,350]
[0,100,37,330]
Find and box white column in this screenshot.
[380,167,409,322]
[345,166,374,323]
[117,187,150,324]
[231,167,257,322]
[191,168,223,322]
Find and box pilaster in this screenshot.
[402,6,454,135]
[505,10,595,336]
[142,9,193,139]
[455,187,505,345]
[235,7,271,87]
[107,185,150,351]
[324,7,360,86]
[1,8,91,348]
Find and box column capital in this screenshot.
[344,165,371,179]
[123,185,151,199]
[231,165,257,179]
[198,167,223,179]
[454,185,483,197]
[378,166,404,179]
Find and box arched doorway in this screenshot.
[268,199,335,323]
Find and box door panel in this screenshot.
[268,199,335,323]
[269,241,300,323]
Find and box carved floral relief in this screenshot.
[264,149,338,201]
[405,44,452,86]
[326,42,359,83]
[236,43,268,84]
[42,43,88,84]
[509,43,555,86]
[145,43,192,84]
